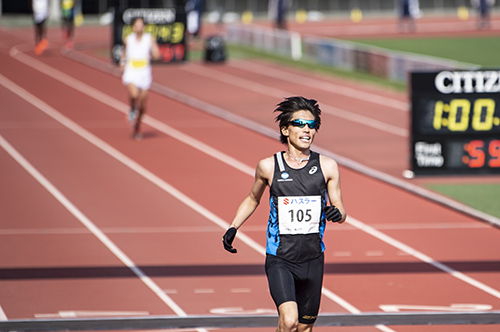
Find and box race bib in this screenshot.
[278,196,321,235]
[129,59,148,68]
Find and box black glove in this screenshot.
[222,227,237,253]
[325,205,342,222]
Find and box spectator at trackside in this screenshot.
[269,0,290,30]
[471,0,495,29]
[397,0,420,32]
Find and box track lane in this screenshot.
[0,101,184,319]
[0,22,500,330]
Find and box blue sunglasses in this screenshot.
[289,119,319,130]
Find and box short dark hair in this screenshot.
[274,96,322,144]
[131,16,145,25]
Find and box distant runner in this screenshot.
[120,17,160,140]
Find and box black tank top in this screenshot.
[266,151,328,262]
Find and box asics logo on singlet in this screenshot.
[309,166,318,175]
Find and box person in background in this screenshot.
[269,0,290,30]
[222,96,347,332]
[186,0,205,37]
[120,17,160,141]
[32,0,49,55]
[472,0,495,29]
[398,0,419,32]
[61,0,76,51]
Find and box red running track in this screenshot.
[0,17,500,332]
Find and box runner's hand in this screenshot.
[325,206,342,222]
[222,227,237,253]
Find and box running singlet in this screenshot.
[266,151,328,263]
[32,0,49,24]
[61,0,75,20]
[122,33,153,90]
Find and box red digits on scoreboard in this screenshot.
[489,140,500,168]
[159,44,185,63]
[464,140,485,168]
[463,140,500,168]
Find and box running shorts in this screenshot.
[265,253,324,325]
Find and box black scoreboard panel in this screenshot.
[112,7,187,65]
[411,70,500,176]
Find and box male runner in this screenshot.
[223,96,347,332]
[120,17,160,140]
[32,0,49,55]
[61,0,76,51]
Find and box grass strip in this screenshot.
[426,183,500,219]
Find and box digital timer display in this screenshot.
[411,70,500,175]
[414,97,500,135]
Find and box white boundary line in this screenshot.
[0,132,189,319]
[227,60,408,111]
[181,64,408,137]
[8,48,255,177]
[0,306,7,321]
[348,217,500,300]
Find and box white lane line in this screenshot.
[35,311,150,318]
[9,47,255,178]
[181,64,408,137]
[0,133,188,319]
[0,306,7,320]
[348,216,500,300]
[194,289,215,294]
[231,289,251,293]
[227,60,408,111]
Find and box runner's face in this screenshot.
[282,110,317,150]
[133,19,145,34]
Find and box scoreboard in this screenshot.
[112,7,187,65]
[410,70,500,176]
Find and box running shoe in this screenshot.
[127,107,137,126]
[132,132,143,141]
[40,38,48,50]
[35,43,43,55]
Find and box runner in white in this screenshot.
[32,0,49,55]
[120,17,160,140]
